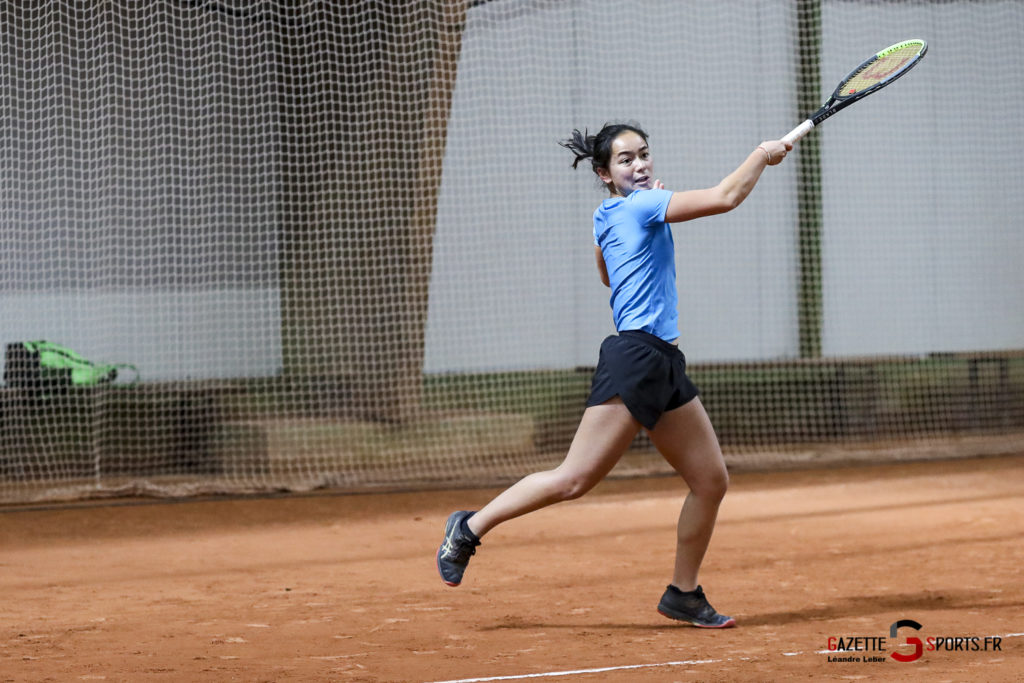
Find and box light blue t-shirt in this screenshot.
[592,188,678,341]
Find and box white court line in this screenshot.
[426,659,718,683]
[426,632,1024,683]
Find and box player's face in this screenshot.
[601,131,653,196]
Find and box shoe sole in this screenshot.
[657,607,736,629]
[436,513,464,587]
[437,553,460,587]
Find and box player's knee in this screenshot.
[551,472,594,501]
[694,467,729,503]
[712,469,729,501]
[714,469,729,500]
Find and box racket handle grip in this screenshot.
[782,119,814,145]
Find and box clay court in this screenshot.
[2,453,1022,682]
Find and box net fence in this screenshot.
[2,0,1022,504]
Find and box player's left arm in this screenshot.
[594,246,610,287]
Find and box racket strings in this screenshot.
[841,43,924,96]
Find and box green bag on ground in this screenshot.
[4,341,139,391]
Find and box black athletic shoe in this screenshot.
[436,510,481,587]
[657,584,736,628]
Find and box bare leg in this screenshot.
[467,398,641,538]
[646,398,728,591]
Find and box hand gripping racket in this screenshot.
[783,39,928,144]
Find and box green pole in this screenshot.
[795,0,823,359]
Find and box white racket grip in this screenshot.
[782,119,814,145]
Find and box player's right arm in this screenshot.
[663,140,789,223]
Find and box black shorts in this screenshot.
[586,330,700,429]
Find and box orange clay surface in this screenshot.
[1,454,1023,682]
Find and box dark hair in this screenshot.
[559,122,649,175]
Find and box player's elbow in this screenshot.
[710,187,742,214]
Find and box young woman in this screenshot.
[437,122,791,628]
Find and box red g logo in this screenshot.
[890,619,924,662]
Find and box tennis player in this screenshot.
[437,122,791,628]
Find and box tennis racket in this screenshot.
[783,39,928,144]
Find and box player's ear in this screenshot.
[595,166,612,185]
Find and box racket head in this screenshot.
[833,39,928,102]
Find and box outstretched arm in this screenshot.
[663,140,790,223]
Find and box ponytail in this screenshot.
[560,128,596,170]
[559,122,649,176]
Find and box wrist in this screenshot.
[757,144,772,164]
